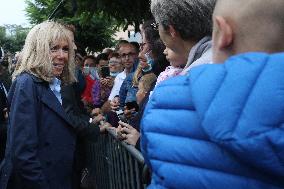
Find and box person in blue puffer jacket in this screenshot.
[141,0,284,188]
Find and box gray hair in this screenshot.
[151,0,216,41]
[13,21,76,84]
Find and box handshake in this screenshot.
[116,121,140,146]
[90,108,111,133]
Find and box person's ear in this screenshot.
[213,16,233,49]
[168,25,179,38]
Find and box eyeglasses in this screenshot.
[109,60,121,65]
[120,52,137,59]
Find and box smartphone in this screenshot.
[101,66,110,78]
[115,109,124,116]
[125,101,139,112]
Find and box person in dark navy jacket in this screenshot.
[0,21,77,189]
[0,79,8,162]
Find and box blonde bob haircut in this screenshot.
[13,21,76,84]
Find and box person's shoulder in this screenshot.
[188,52,272,79]
[125,72,134,80]
[189,51,284,80]
[225,52,268,66]
[155,74,189,89]
[217,52,277,77]
[17,72,43,82]
[151,75,191,103]
[15,72,47,89]
[188,63,223,83]
[224,52,284,71]
[15,72,33,83]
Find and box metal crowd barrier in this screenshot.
[85,128,147,189]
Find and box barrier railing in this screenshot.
[85,128,146,189]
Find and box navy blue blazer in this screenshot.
[0,72,76,189]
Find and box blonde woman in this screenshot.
[0,21,76,189]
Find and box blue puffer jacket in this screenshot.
[141,52,284,189]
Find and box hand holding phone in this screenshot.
[100,66,110,78]
[125,101,139,112]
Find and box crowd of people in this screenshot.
[0,0,284,188]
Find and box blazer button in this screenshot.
[44,142,50,147]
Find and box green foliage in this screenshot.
[70,12,116,53]
[0,27,6,43]
[25,0,120,52]
[0,25,29,54]
[25,0,152,52]
[25,0,76,24]
[76,0,152,31]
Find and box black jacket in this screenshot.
[61,83,100,141]
[0,81,8,162]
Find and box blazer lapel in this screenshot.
[30,74,73,127]
[40,85,73,126]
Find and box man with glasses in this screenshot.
[108,43,138,101]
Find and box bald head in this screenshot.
[214,0,284,54]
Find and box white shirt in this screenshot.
[49,77,62,104]
[108,70,127,101]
